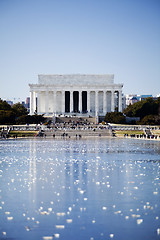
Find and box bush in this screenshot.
[138,115,160,125]
[16,114,45,124]
[105,112,126,124]
[0,110,16,124]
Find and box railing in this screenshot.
[109,124,160,131]
[0,124,38,131]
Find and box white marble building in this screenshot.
[29,74,123,117]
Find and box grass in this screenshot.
[152,130,160,135]
[9,131,38,137]
[115,130,144,136]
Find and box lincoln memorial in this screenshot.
[29,74,123,117]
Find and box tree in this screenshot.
[138,114,160,125]
[138,115,155,125]
[123,97,160,125]
[105,112,126,124]
[0,99,15,124]
[0,98,46,124]
[0,99,11,110]
[12,103,28,117]
[0,110,16,124]
[16,114,45,124]
[123,97,158,119]
[155,97,160,115]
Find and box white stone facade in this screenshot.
[29,74,123,116]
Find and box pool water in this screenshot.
[0,138,160,240]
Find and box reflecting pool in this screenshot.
[0,138,160,240]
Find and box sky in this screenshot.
[0,0,160,102]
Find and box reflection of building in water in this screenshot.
[29,140,37,202]
[64,142,89,193]
[29,74,123,117]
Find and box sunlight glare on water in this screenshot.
[0,138,160,240]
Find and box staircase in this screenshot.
[144,128,152,136]
[0,128,10,139]
[55,116,96,124]
[38,127,112,138]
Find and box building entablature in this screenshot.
[29,84,123,92]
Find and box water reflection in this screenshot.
[29,140,37,205]
[0,138,160,240]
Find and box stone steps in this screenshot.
[55,116,96,124]
[41,129,112,138]
[144,129,152,136]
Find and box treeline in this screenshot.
[0,99,45,124]
[105,97,160,125]
[1,97,160,125]
[123,97,160,125]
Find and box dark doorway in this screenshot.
[82,91,87,113]
[73,91,79,112]
[115,91,119,112]
[65,91,70,112]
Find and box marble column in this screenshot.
[103,91,106,115]
[30,91,36,115]
[87,91,90,113]
[70,91,73,113]
[37,91,40,114]
[30,91,33,115]
[111,91,115,112]
[53,91,56,114]
[95,91,98,116]
[79,91,82,113]
[33,91,36,114]
[118,90,122,112]
[62,91,65,114]
[45,91,49,114]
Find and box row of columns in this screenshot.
[30,90,122,115]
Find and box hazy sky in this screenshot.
[0,0,160,102]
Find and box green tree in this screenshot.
[155,97,160,115]
[0,98,46,125]
[0,99,15,124]
[31,114,45,124]
[0,110,16,124]
[138,114,160,125]
[123,97,160,125]
[105,112,126,124]
[123,97,158,119]
[0,99,11,110]
[12,103,28,117]
[138,115,155,125]
[16,114,45,124]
